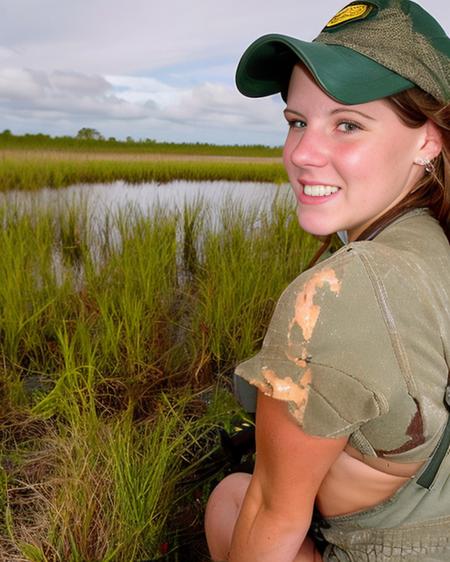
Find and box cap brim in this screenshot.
[235,34,415,104]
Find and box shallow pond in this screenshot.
[0,180,293,219]
[0,180,296,288]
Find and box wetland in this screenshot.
[0,141,317,561]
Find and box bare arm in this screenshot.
[228,391,347,562]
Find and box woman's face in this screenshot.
[283,65,431,240]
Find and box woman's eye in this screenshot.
[337,121,361,133]
[288,120,306,129]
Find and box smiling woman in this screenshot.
[283,65,441,241]
[204,1,450,561]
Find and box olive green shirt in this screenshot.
[235,209,450,461]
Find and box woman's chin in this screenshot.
[297,214,337,238]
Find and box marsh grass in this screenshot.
[0,158,287,192]
[0,191,319,560]
[2,389,242,561]
[0,132,282,158]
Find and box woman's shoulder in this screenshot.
[306,210,450,296]
[350,209,450,267]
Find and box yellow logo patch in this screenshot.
[325,3,373,28]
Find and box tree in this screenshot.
[76,127,104,141]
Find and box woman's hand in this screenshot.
[228,391,347,562]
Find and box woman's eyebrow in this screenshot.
[330,108,376,120]
[283,108,304,118]
[283,108,376,120]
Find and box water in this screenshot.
[0,180,295,288]
[0,180,293,220]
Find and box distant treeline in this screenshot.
[0,128,283,157]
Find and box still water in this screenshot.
[0,180,293,218]
[0,181,295,287]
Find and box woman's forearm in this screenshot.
[222,393,346,561]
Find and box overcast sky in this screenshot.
[0,0,448,146]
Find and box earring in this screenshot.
[425,159,435,173]
[415,157,434,173]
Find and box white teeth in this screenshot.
[303,184,339,197]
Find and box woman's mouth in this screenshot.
[303,184,339,196]
[297,183,340,204]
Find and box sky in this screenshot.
[0,0,448,146]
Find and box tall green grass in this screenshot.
[0,158,287,191]
[2,389,242,561]
[0,193,319,560]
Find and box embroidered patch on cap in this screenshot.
[325,3,375,29]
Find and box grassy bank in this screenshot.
[0,157,287,191]
[0,195,318,560]
[0,131,282,158]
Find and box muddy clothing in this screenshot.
[234,209,450,560]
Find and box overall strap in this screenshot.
[417,384,450,489]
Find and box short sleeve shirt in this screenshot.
[234,210,450,461]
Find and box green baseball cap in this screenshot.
[235,0,450,103]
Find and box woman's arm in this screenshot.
[228,391,347,562]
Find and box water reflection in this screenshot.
[0,180,293,219]
[0,180,295,289]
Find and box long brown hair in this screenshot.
[308,88,450,267]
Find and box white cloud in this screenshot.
[0,67,45,100]
[158,82,283,131]
[0,67,150,120]
[0,46,16,61]
[0,67,110,102]
[0,61,286,144]
[106,75,178,106]
[49,71,110,96]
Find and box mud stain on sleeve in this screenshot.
[289,268,341,342]
[249,268,340,424]
[285,347,308,368]
[250,367,313,423]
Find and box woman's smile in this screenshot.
[283,64,431,241]
[296,182,341,205]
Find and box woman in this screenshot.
[205,1,450,561]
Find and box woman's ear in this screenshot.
[418,120,443,161]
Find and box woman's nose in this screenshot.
[286,130,328,168]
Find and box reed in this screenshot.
[0,158,287,192]
[193,193,316,369]
[0,192,319,560]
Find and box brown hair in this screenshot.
[308,88,450,268]
[358,88,450,241]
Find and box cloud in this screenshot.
[103,74,286,142]
[2,0,446,144]
[0,0,349,76]
[158,82,283,131]
[0,68,45,100]
[0,46,16,61]
[0,61,285,144]
[0,68,108,101]
[107,75,176,106]
[0,67,151,120]
[50,71,110,96]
